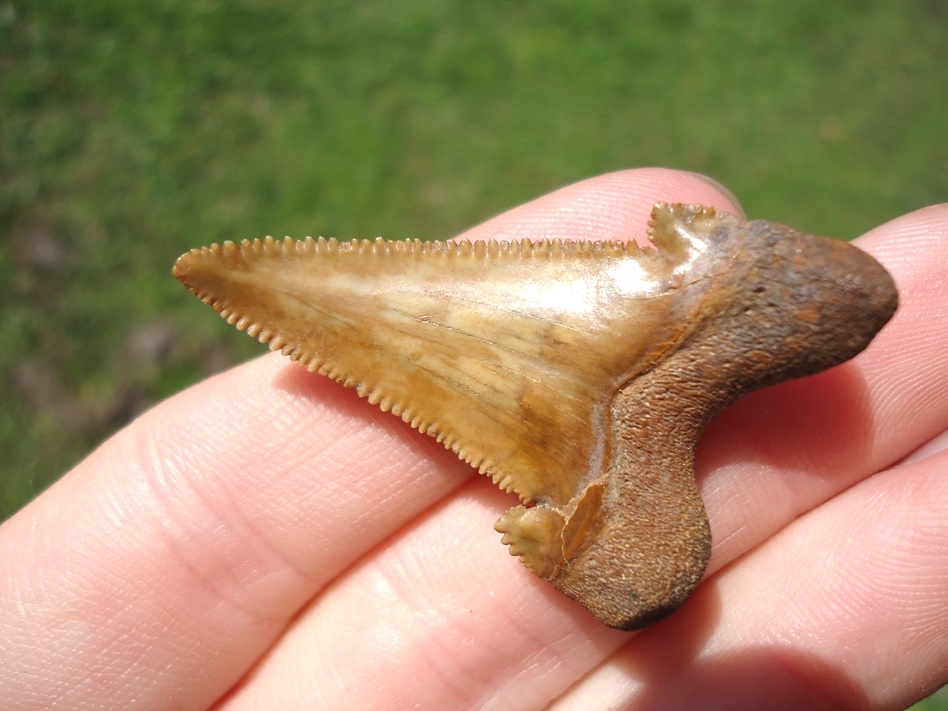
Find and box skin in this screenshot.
[1,168,946,710]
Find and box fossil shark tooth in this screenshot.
[173,202,898,630]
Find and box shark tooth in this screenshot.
[173,202,898,629]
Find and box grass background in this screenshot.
[2,1,946,705]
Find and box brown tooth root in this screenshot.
[174,202,898,630]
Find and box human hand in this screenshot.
[2,169,946,710]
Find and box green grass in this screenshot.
[1,1,946,705]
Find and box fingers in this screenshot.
[216,482,628,710]
[0,168,742,709]
[551,449,948,710]
[5,172,942,710]
[220,198,948,707]
[858,204,948,456]
[699,203,948,567]
[454,168,743,243]
[0,354,472,710]
[220,451,948,710]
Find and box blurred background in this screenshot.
[1,2,946,703]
